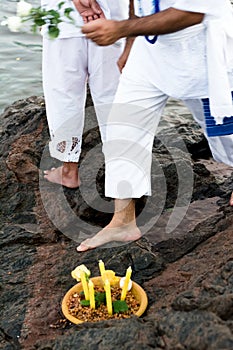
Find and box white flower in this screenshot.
[17,0,32,17]
[7,16,23,32]
[120,277,132,291]
[71,264,91,282]
[1,20,8,26]
[2,1,75,39]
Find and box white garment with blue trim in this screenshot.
[175,0,233,123]
[132,0,233,102]
[102,0,233,198]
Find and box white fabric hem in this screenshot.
[49,142,81,163]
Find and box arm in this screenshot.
[72,0,105,23]
[82,7,204,45]
[117,0,136,72]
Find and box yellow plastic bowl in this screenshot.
[62,276,148,324]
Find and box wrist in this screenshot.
[116,20,131,39]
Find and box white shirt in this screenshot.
[134,0,231,19]
[133,0,233,101]
[41,0,129,38]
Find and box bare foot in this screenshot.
[230,192,233,206]
[44,165,80,188]
[76,222,141,252]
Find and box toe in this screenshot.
[76,240,91,252]
[44,168,56,175]
[76,244,89,252]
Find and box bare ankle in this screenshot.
[111,199,136,226]
[62,162,78,175]
[109,216,136,227]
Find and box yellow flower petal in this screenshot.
[71,264,91,281]
[102,270,119,286]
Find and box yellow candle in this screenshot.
[104,279,112,315]
[121,266,132,300]
[99,260,105,277]
[88,280,95,309]
[80,271,89,300]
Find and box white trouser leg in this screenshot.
[103,79,169,199]
[42,37,88,162]
[184,99,233,167]
[88,41,123,142]
[43,38,123,162]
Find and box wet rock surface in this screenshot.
[0,96,233,349]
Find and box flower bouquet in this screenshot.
[62,261,148,323]
[1,0,77,38]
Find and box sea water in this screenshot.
[1,0,233,119]
[0,0,42,116]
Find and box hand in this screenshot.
[117,38,135,72]
[117,51,129,73]
[82,19,122,46]
[73,0,105,23]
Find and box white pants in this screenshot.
[42,37,123,162]
[103,82,233,199]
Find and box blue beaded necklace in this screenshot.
[137,0,160,44]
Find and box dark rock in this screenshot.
[0,95,233,349]
[158,310,233,350]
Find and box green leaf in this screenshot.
[48,9,60,19]
[48,25,60,39]
[85,274,90,282]
[112,300,129,314]
[34,18,46,26]
[31,23,38,34]
[80,300,90,307]
[58,1,65,9]
[95,292,106,307]
[80,291,84,296]
[64,8,74,21]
